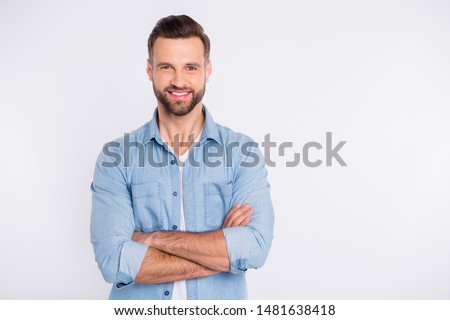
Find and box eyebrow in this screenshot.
[156,62,202,68]
[156,62,173,67]
[186,63,202,67]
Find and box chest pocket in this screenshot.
[203,182,233,229]
[131,182,162,231]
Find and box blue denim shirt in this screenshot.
[90,106,274,299]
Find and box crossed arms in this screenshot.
[131,203,254,283]
[90,141,274,286]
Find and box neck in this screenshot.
[157,103,204,155]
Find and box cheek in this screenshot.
[152,74,169,87]
[191,75,207,87]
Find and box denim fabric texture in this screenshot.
[90,106,274,299]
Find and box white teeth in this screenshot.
[172,92,188,96]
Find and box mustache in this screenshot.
[164,85,193,92]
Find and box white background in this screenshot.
[1,0,449,299]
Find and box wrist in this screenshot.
[148,231,160,247]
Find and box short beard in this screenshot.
[154,83,206,116]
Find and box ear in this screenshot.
[205,59,212,82]
[146,59,153,81]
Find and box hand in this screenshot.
[132,231,155,246]
[221,203,254,228]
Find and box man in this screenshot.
[90,15,274,300]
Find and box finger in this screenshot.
[224,205,249,227]
[222,203,242,227]
[241,216,251,226]
[230,209,254,227]
[132,232,143,241]
[227,203,242,217]
[225,205,253,227]
[133,232,153,245]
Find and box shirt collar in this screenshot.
[143,104,221,146]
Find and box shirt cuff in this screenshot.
[117,240,149,284]
[222,227,250,274]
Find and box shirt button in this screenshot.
[173,191,178,196]
[164,290,170,296]
[172,225,178,230]
[170,159,176,165]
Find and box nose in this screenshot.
[170,69,187,88]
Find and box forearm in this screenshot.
[134,246,218,284]
[132,203,253,275]
[150,230,230,272]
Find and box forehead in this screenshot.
[152,37,205,63]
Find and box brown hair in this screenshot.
[147,15,211,63]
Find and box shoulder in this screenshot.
[95,121,150,165]
[212,122,264,170]
[104,122,149,150]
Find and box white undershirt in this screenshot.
[164,129,203,300]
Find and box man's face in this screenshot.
[147,37,211,116]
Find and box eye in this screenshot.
[187,66,197,71]
[160,65,172,70]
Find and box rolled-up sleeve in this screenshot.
[222,140,275,274]
[90,147,148,285]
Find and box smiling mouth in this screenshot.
[167,90,192,100]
